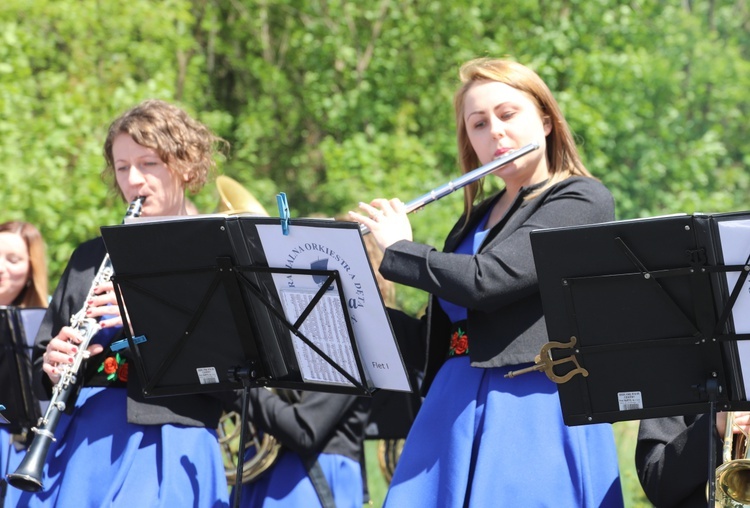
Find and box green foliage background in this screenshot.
[2,1,749,506]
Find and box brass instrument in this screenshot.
[216,175,269,216]
[7,197,145,492]
[218,410,281,484]
[377,438,405,484]
[715,412,750,507]
[218,387,303,485]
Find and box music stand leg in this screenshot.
[230,367,255,508]
[706,378,719,507]
[1,439,11,503]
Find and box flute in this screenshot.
[359,141,540,235]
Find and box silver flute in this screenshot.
[359,141,540,234]
[7,196,145,493]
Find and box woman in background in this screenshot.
[0,221,48,309]
[350,58,624,507]
[18,99,230,508]
[0,220,48,508]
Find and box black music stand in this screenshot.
[529,211,750,506]
[0,307,45,434]
[101,214,411,508]
[101,216,379,398]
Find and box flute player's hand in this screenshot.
[349,198,412,252]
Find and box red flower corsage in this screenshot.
[117,362,129,382]
[97,353,128,382]
[449,327,469,357]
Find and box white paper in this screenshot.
[256,223,410,391]
[717,219,750,393]
[280,289,359,385]
[123,213,228,224]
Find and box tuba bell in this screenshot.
[715,412,750,507]
[216,175,269,216]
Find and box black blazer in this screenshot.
[33,237,230,428]
[246,388,369,462]
[380,176,615,394]
[636,414,721,507]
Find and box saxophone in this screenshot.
[6,197,145,492]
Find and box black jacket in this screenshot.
[380,176,615,394]
[33,237,229,428]
[246,388,369,462]
[636,414,721,508]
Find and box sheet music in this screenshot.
[717,219,750,393]
[279,289,360,385]
[256,223,411,391]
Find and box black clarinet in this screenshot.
[6,197,145,492]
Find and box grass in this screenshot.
[363,420,654,507]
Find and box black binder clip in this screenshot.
[277,192,290,235]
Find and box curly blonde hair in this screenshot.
[102,99,227,197]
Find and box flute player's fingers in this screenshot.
[349,199,412,252]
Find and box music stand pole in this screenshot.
[229,366,255,508]
[706,378,719,507]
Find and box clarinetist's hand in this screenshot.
[42,327,105,383]
[349,198,413,252]
[87,281,124,329]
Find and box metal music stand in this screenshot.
[101,216,377,399]
[0,307,46,434]
[0,306,45,502]
[101,214,410,508]
[528,211,750,506]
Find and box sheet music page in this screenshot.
[256,223,411,391]
[279,289,360,385]
[717,219,750,392]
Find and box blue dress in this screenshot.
[13,325,230,508]
[231,388,368,508]
[234,450,362,508]
[383,212,624,508]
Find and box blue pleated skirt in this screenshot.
[383,356,624,508]
[234,450,362,508]
[13,387,229,508]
